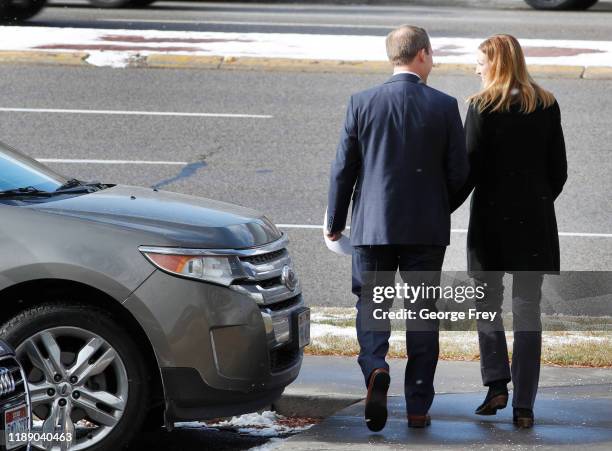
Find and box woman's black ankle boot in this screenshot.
[475,381,509,415]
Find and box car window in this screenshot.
[0,145,65,192]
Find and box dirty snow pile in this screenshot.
[2,26,612,68]
[85,51,137,68]
[175,410,314,437]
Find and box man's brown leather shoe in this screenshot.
[407,414,431,428]
[365,368,390,432]
[513,408,535,429]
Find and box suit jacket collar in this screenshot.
[384,73,423,85]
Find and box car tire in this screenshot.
[130,0,156,6]
[88,0,132,8]
[524,0,598,10]
[0,303,150,451]
[0,0,13,22]
[0,0,47,22]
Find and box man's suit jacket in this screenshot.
[327,73,469,246]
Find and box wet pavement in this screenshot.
[278,384,612,450]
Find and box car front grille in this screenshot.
[262,295,301,312]
[229,236,306,359]
[241,276,282,289]
[230,236,301,306]
[240,249,286,265]
[0,357,26,403]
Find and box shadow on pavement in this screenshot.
[128,427,269,451]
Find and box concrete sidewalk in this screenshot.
[278,386,612,450]
[274,356,612,449]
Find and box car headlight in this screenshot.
[139,247,246,286]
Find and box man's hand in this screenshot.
[326,231,343,242]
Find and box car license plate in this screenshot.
[297,309,310,348]
[5,404,29,450]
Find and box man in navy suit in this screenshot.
[326,25,468,431]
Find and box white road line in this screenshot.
[558,232,612,238]
[38,159,187,165]
[96,18,395,29]
[0,107,273,119]
[276,224,612,238]
[277,224,324,229]
[277,225,471,233]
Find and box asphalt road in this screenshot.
[0,64,610,307]
[21,0,612,41]
[127,426,269,450]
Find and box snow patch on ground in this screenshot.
[311,323,356,339]
[85,51,135,68]
[1,26,612,67]
[248,437,284,451]
[543,334,609,345]
[310,311,355,322]
[175,411,314,438]
[210,411,313,437]
[311,320,610,347]
[312,323,408,343]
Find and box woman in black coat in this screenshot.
[453,34,568,428]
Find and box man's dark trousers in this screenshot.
[353,244,446,416]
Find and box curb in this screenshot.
[272,391,363,418]
[167,0,530,8]
[144,54,223,69]
[528,64,585,79]
[0,51,610,79]
[583,66,612,79]
[0,51,88,66]
[220,56,390,73]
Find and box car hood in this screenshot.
[28,185,282,249]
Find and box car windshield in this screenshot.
[0,141,67,193]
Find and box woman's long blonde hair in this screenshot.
[468,34,555,114]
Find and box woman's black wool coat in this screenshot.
[453,100,568,274]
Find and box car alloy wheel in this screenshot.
[16,326,129,450]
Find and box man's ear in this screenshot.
[418,48,427,62]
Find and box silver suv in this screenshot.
[0,142,310,450]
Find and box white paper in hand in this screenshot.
[323,208,352,256]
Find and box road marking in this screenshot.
[277,224,324,229]
[96,18,395,29]
[557,232,612,238]
[276,224,612,238]
[0,107,273,119]
[38,159,188,165]
[277,224,472,232]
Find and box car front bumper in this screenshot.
[123,267,308,421]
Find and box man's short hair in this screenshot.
[386,25,431,66]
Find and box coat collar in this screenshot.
[384,73,423,85]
